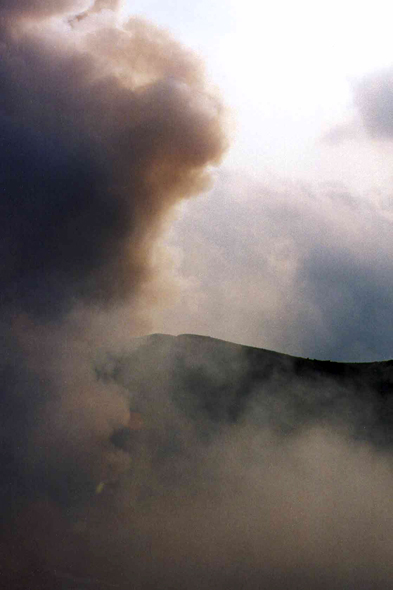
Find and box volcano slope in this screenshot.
[105,333,393,448]
[3,333,393,590]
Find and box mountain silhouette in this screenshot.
[106,333,393,448]
[3,333,393,590]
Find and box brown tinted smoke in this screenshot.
[1,2,393,590]
[0,0,226,586]
[0,0,226,317]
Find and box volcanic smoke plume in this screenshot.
[0,0,226,317]
[0,0,225,504]
[0,0,226,585]
[3,3,393,590]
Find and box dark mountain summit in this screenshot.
[3,333,393,590]
[105,333,393,447]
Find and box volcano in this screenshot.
[106,333,393,446]
[3,333,393,590]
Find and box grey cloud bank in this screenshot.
[162,172,393,362]
[323,66,393,144]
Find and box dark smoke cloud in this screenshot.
[0,0,225,521]
[2,2,393,590]
[0,0,226,318]
[0,1,227,586]
[0,0,90,19]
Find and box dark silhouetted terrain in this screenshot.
[3,333,393,590]
[105,333,393,446]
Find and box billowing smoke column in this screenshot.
[0,0,225,317]
[0,1,226,585]
[353,67,393,138]
[3,3,393,590]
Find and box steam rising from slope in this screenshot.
[2,2,393,590]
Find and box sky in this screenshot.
[120,0,393,361]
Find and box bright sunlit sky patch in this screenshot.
[124,0,393,191]
[120,0,393,360]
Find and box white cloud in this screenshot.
[156,170,393,361]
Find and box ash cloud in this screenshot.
[0,0,226,318]
[0,0,228,585]
[0,0,91,19]
[0,0,225,516]
[2,2,393,590]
